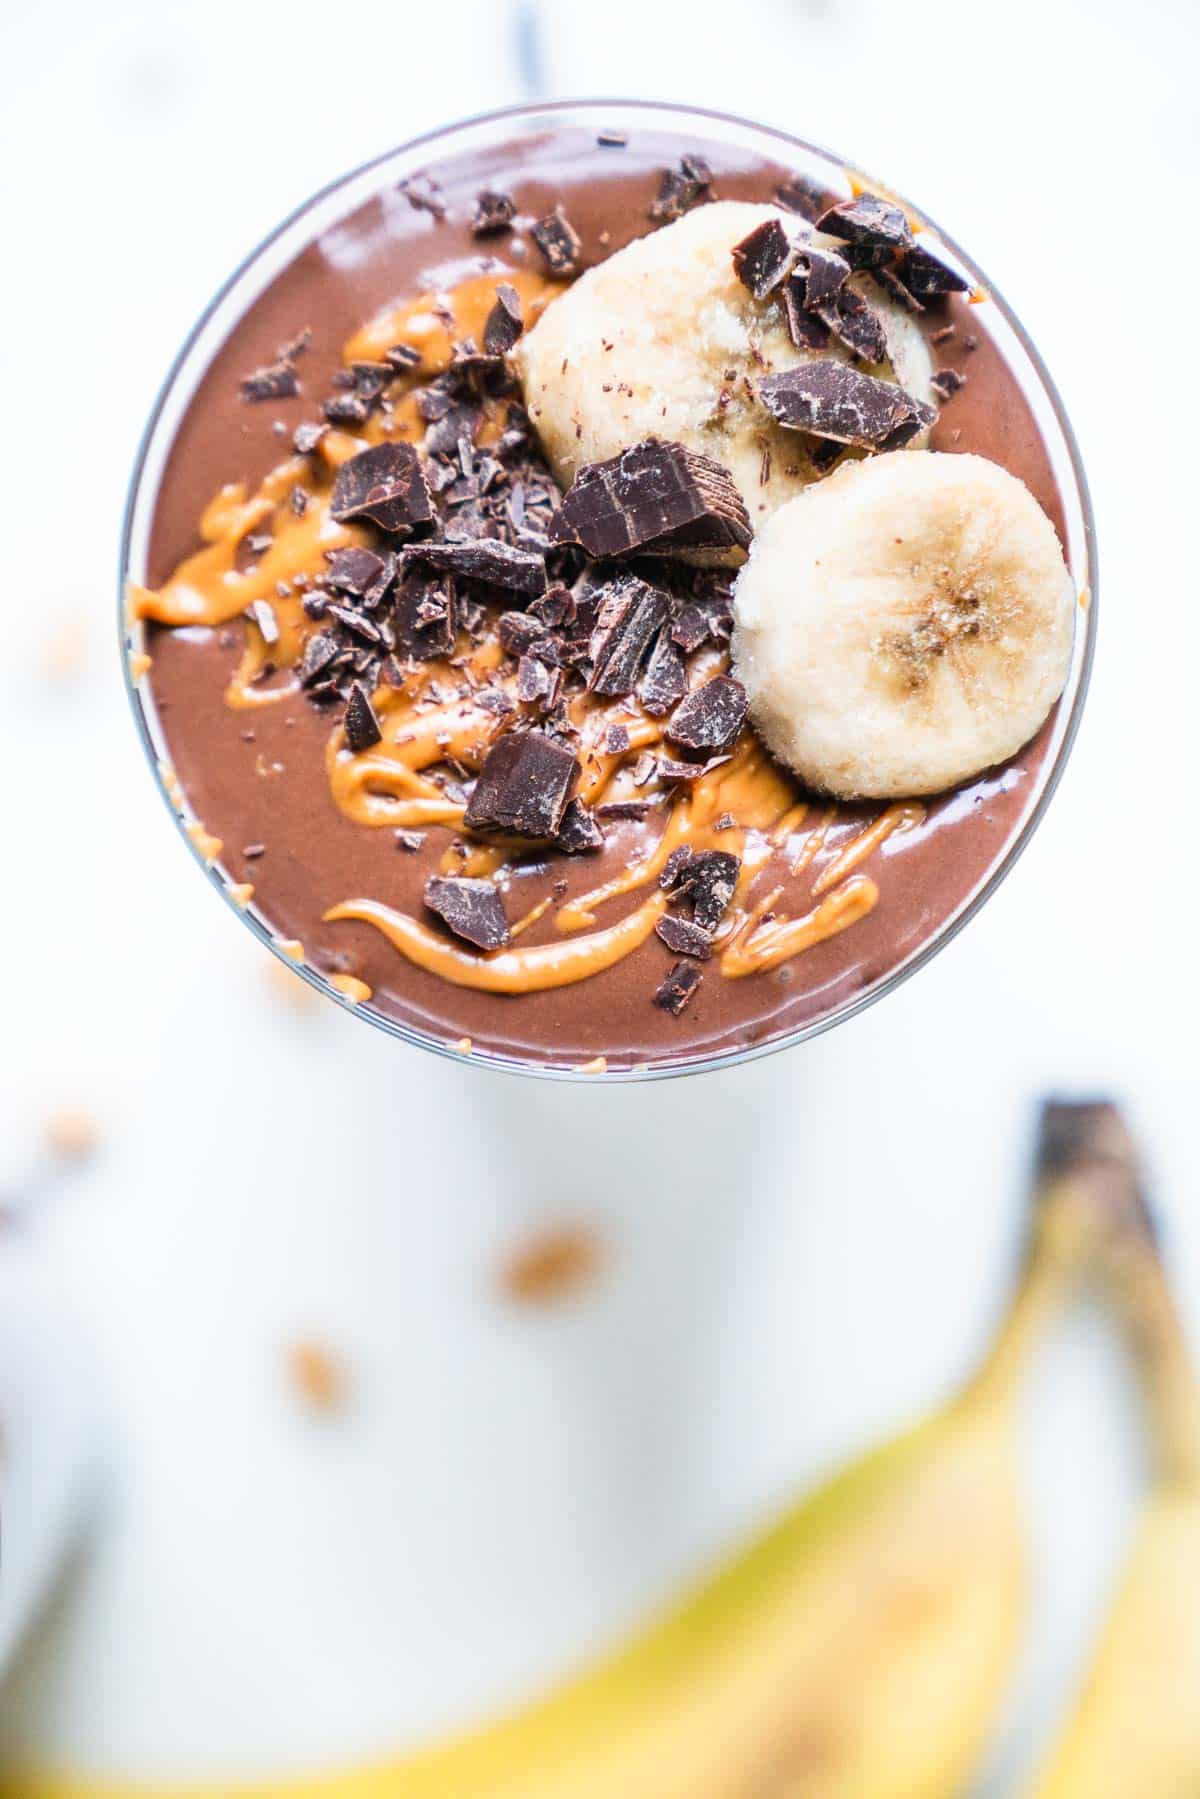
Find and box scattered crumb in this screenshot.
[497,1222,607,1308]
[186,822,223,863]
[577,1055,608,1074]
[285,1339,348,1412]
[128,650,152,681]
[42,611,89,682]
[228,881,255,907]
[277,939,305,961]
[330,973,371,1004]
[452,1036,473,1055]
[45,1107,101,1163]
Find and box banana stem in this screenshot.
[1109,1236,1200,1484]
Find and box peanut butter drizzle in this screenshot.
[811,802,924,895]
[329,973,371,1004]
[140,268,901,1006]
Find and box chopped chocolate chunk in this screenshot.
[483,283,524,355]
[588,575,670,698]
[655,915,713,960]
[517,654,552,702]
[424,401,482,459]
[241,360,300,403]
[670,605,712,653]
[297,632,341,688]
[810,437,844,472]
[732,218,797,299]
[773,174,835,221]
[531,204,582,275]
[656,755,728,784]
[292,420,328,455]
[403,537,546,596]
[596,800,653,821]
[638,631,688,716]
[498,610,545,657]
[605,723,631,755]
[653,961,702,1015]
[875,266,924,313]
[896,243,970,298]
[930,367,968,399]
[245,598,279,645]
[666,675,748,754]
[394,570,456,660]
[465,730,580,838]
[331,442,433,534]
[424,876,510,950]
[782,279,831,351]
[660,848,740,931]
[815,287,889,364]
[325,546,395,605]
[659,846,696,891]
[531,584,575,628]
[556,797,605,854]
[649,154,713,222]
[756,362,936,450]
[818,194,913,262]
[343,681,382,753]
[548,439,750,559]
[794,245,851,308]
[472,189,516,236]
[395,828,425,851]
[326,602,383,645]
[322,391,372,426]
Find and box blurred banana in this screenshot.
[1025,1102,1200,1799]
[6,1109,1128,1799]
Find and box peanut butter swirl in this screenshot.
[133,269,927,1005]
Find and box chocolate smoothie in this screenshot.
[129,119,1079,1072]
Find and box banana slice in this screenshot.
[515,200,933,537]
[732,451,1075,798]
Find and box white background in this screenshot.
[0,0,1197,1788]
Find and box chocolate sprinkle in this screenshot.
[330,442,433,535]
[465,730,580,838]
[531,205,582,275]
[343,681,382,753]
[472,189,516,236]
[655,915,713,960]
[653,961,702,1015]
[483,283,524,355]
[756,363,936,450]
[424,876,510,951]
[732,218,797,300]
[548,439,750,559]
[666,675,748,754]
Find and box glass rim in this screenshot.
[119,96,1097,1084]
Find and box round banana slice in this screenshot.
[515,200,933,536]
[732,452,1075,798]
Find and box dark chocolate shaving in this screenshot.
[782,279,831,351]
[330,442,433,535]
[732,218,797,300]
[556,797,604,854]
[531,205,582,275]
[660,848,740,931]
[385,342,423,371]
[402,537,546,596]
[325,547,395,605]
[424,876,510,951]
[483,283,524,355]
[292,421,328,455]
[465,730,580,838]
[655,915,713,960]
[653,961,702,1015]
[322,392,372,426]
[875,266,924,313]
[896,243,970,298]
[298,632,341,688]
[548,439,750,559]
[794,245,851,308]
[240,360,300,403]
[587,576,670,698]
[756,363,935,450]
[666,675,748,754]
[472,189,516,236]
[343,681,382,753]
[245,599,279,645]
[818,194,913,262]
[814,287,889,364]
[394,570,456,660]
[395,828,425,851]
